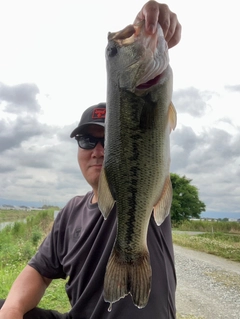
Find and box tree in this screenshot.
[170,173,206,224]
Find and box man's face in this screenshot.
[77,124,104,192]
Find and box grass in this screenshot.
[0,209,54,268]
[0,262,26,299]
[0,209,36,221]
[0,209,70,312]
[0,210,53,266]
[1,212,239,314]
[0,261,70,313]
[173,219,240,234]
[38,280,70,312]
[173,220,240,262]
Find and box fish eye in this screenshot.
[107,46,118,57]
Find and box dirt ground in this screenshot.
[174,245,240,319]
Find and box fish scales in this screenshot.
[111,95,163,246]
[98,21,177,309]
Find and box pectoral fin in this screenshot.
[98,168,115,219]
[153,176,173,226]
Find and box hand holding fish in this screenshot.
[134,0,181,48]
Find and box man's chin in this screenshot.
[88,167,102,183]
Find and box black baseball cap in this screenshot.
[70,103,106,138]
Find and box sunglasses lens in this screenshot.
[79,136,96,149]
[76,136,104,149]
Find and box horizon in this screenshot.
[1,197,240,220]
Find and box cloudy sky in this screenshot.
[0,0,239,216]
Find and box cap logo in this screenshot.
[92,108,106,119]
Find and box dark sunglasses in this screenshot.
[75,135,104,150]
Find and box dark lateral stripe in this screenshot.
[125,133,141,247]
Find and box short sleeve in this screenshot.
[28,207,67,279]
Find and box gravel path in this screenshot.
[174,245,240,319]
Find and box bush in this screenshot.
[31,227,43,246]
[0,210,54,266]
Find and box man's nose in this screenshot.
[92,141,104,156]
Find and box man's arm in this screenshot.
[0,265,52,319]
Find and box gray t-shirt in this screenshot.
[29,191,176,319]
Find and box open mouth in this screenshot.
[136,73,161,90]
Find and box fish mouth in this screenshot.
[136,73,162,90]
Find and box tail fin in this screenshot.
[104,247,152,308]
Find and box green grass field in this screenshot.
[172,220,240,262]
[173,219,240,233]
[0,209,36,222]
[0,209,70,312]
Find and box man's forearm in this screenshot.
[0,265,52,318]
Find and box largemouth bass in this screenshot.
[98,21,177,309]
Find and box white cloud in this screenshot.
[0,0,240,215]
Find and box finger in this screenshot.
[157,4,171,37]
[133,1,182,48]
[167,21,182,49]
[133,1,159,34]
[157,6,182,49]
[143,1,160,34]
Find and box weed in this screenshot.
[31,227,42,246]
[38,279,70,313]
[174,220,240,234]
[0,209,71,312]
[172,232,240,262]
[0,210,54,266]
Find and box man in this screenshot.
[0,2,181,318]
